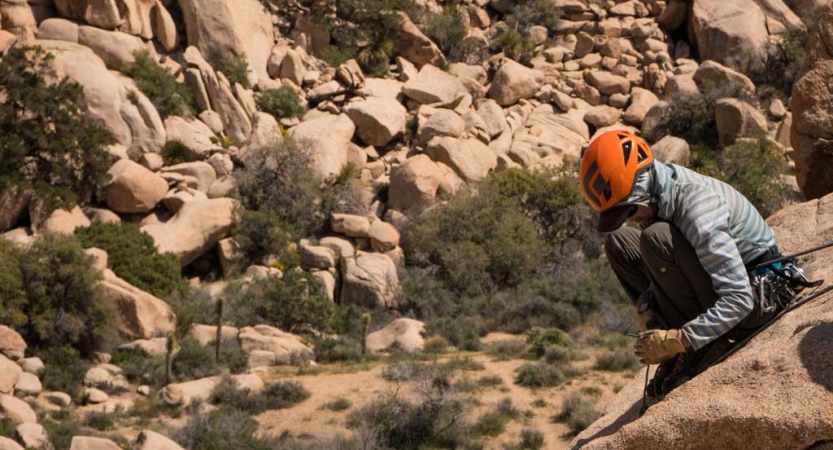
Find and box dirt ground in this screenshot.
[256,333,636,450]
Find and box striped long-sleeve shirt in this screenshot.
[642,162,777,350]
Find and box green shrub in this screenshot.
[752,17,817,98]
[76,222,186,300]
[0,234,115,355]
[321,397,353,412]
[210,376,310,414]
[123,50,195,118]
[111,347,165,387]
[688,144,719,177]
[426,317,482,351]
[223,271,334,333]
[494,29,537,63]
[40,347,91,400]
[526,327,572,358]
[0,419,15,440]
[473,398,519,437]
[162,140,190,166]
[0,46,115,210]
[42,417,83,450]
[543,345,571,365]
[173,337,248,382]
[317,45,358,67]
[718,135,790,217]
[504,429,545,450]
[346,390,472,450]
[314,336,364,363]
[594,348,641,372]
[256,86,305,120]
[510,0,561,33]
[514,362,565,388]
[554,392,601,435]
[83,410,120,431]
[211,53,250,88]
[450,36,491,65]
[421,6,468,58]
[656,85,754,149]
[175,406,278,450]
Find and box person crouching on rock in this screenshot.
[579,130,781,397]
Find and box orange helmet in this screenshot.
[580,130,654,212]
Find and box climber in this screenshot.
[579,130,781,396]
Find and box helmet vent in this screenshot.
[637,147,648,163]
[622,141,632,164]
[603,182,612,201]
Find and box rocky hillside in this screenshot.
[1,0,833,448]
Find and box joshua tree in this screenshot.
[165,333,176,385]
[361,313,372,356]
[215,297,225,363]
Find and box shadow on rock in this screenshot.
[799,322,833,392]
[571,396,646,449]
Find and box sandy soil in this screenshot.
[255,334,637,450]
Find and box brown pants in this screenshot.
[605,223,772,339]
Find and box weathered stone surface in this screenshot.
[161,162,216,193]
[688,0,769,73]
[488,60,545,106]
[368,220,400,253]
[366,318,425,353]
[652,135,691,166]
[84,364,128,390]
[77,26,145,70]
[142,198,238,266]
[117,338,168,357]
[44,41,165,154]
[135,430,185,450]
[692,60,756,95]
[623,87,659,125]
[418,109,465,145]
[714,98,768,147]
[238,325,312,365]
[14,372,42,396]
[393,12,446,68]
[388,155,463,211]
[178,0,273,82]
[477,99,508,138]
[0,355,21,394]
[41,206,91,235]
[106,160,168,214]
[159,374,263,406]
[100,270,177,339]
[507,104,587,169]
[0,436,24,450]
[69,436,122,450]
[584,105,621,127]
[299,239,336,269]
[344,97,407,147]
[330,214,371,238]
[163,117,218,161]
[425,137,497,182]
[790,6,833,199]
[290,114,356,180]
[567,193,833,450]
[0,326,26,361]
[0,394,36,424]
[585,71,630,95]
[402,64,467,106]
[18,358,43,375]
[37,18,79,41]
[15,423,49,450]
[340,252,400,309]
[187,324,238,346]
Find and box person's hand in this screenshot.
[634,329,685,364]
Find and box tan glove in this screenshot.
[634,329,685,365]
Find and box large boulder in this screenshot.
[692,60,756,95]
[141,198,238,266]
[163,117,218,161]
[402,64,468,106]
[106,160,169,214]
[178,0,273,83]
[566,193,833,450]
[340,252,401,309]
[651,135,690,166]
[0,326,26,360]
[344,97,407,147]
[0,436,24,450]
[77,26,145,70]
[366,318,425,353]
[585,71,630,95]
[161,162,217,193]
[425,137,497,182]
[41,206,91,234]
[0,394,36,424]
[43,41,165,154]
[237,325,312,366]
[187,325,239,346]
[53,0,119,29]
[790,5,833,199]
[623,88,659,126]
[508,104,588,169]
[393,12,446,68]
[418,109,465,145]
[99,269,176,339]
[159,374,263,406]
[0,355,22,394]
[69,437,122,450]
[688,0,769,73]
[714,98,768,147]
[290,114,356,180]
[487,60,545,106]
[388,155,463,211]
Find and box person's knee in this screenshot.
[640,223,673,261]
[604,227,638,262]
